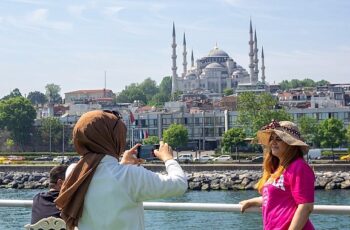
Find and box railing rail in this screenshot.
[0,200,350,215]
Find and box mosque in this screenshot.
[171,20,267,96]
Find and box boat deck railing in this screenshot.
[0,200,350,215]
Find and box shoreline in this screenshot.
[0,165,349,191]
[1,163,350,173]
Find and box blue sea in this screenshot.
[0,189,349,230]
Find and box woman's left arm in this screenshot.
[288,203,314,230]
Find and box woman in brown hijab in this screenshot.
[55,110,187,230]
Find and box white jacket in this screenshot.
[78,155,187,230]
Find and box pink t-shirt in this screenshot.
[262,157,315,230]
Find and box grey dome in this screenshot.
[208,47,229,57]
[205,62,224,69]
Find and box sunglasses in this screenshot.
[103,110,123,130]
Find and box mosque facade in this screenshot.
[171,20,266,95]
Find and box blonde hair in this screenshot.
[256,142,303,193]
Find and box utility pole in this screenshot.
[62,124,65,154]
[49,120,52,154]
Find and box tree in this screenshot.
[301,78,316,88]
[347,125,350,153]
[39,117,63,152]
[163,124,188,157]
[0,97,36,150]
[139,78,159,102]
[1,88,22,100]
[5,138,14,152]
[143,136,160,145]
[45,83,62,104]
[159,76,172,95]
[298,116,319,146]
[237,92,291,137]
[316,80,330,86]
[116,84,148,104]
[317,118,346,162]
[223,88,234,96]
[222,127,246,161]
[27,91,48,106]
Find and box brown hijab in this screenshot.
[55,110,127,230]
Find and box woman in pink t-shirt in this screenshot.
[240,120,315,230]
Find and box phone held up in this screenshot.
[137,144,160,159]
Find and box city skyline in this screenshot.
[0,0,349,98]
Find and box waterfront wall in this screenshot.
[0,165,350,191]
[1,163,350,173]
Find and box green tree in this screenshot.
[149,93,170,106]
[0,97,36,150]
[159,76,172,95]
[316,80,330,86]
[318,118,346,162]
[163,124,188,157]
[45,83,62,104]
[237,92,291,137]
[223,88,234,96]
[1,88,22,100]
[39,117,63,152]
[298,116,319,146]
[116,84,147,104]
[139,78,159,102]
[301,78,316,88]
[346,125,350,153]
[5,138,15,152]
[222,127,246,161]
[27,91,48,106]
[143,136,160,145]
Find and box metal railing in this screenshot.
[0,200,350,215]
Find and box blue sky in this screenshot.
[0,0,349,98]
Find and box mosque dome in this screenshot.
[205,62,225,69]
[208,46,229,57]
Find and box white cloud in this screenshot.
[67,5,87,17]
[23,8,73,31]
[28,8,48,22]
[6,0,45,5]
[221,0,243,7]
[102,6,125,17]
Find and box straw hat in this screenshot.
[257,120,309,154]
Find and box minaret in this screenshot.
[171,22,178,94]
[254,29,259,82]
[191,49,194,67]
[182,33,187,78]
[248,19,255,84]
[261,46,266,84]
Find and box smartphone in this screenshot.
[137,144,160,158]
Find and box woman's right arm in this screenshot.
[129,142,187,202]
[239,196,263,213]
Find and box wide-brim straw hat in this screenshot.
[257,120,309,154]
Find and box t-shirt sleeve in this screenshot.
[287,159,315,204]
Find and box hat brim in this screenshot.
[257,129,309,155]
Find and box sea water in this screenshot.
[0,189,349,230]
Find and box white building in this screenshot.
[171,20,267,95]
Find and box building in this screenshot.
[171,20,268,96]
[127,106,350,150]
[64,89,114,104]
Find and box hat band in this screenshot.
[261,120,301,139]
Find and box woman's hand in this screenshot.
[153,141,174,163]
[120,143,145,165]
[239,196,263,213]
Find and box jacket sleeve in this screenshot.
[129,159,188,202]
